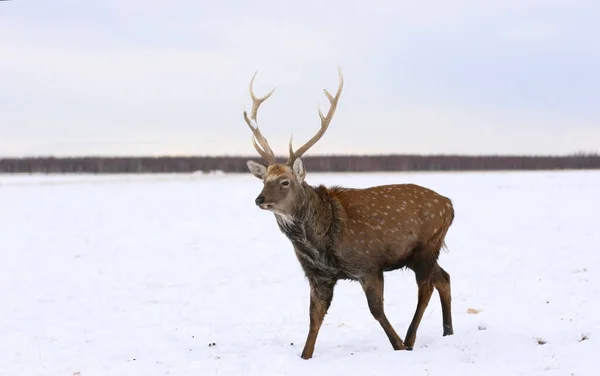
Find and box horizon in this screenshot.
[1,1,599,157]
[2,151,599,160]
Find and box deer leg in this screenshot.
[404,266,435,350]
[434,264,454,336]
[360,272,406,350]
[301,280,336,360]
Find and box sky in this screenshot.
[1,0,599,157]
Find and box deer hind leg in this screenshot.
[434,264,454,336]
[404,256,436,350]
[301,279,336,360]
[360,272,406,351]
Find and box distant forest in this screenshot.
[1,154,599,174]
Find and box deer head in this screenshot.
[244,67,344,217]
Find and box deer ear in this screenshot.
[292,158,306,183]
[246,160,267,180]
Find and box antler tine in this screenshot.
[287,66,344,165]
[243,71,277,165]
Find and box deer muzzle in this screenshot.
[255,195,273,210]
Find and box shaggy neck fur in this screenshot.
[274,183,344,283]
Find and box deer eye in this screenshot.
[281,180,290,187]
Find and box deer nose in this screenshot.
[255,195,265,206]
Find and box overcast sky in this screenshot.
[1,0,598,157]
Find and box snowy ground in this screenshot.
[1,170,598,376]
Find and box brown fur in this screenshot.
[249,162,455,359]
[266,164,288,176]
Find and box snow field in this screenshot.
[0,170,598,375]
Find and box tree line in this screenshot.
[1,154,599,174]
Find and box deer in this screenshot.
[242,67,455,359]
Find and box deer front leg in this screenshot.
[404,270,435,350]
[301,279,336,360]
[434,264,454,337]
[360,272,406,351]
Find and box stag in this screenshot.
[242,67,455,359]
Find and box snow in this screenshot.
[1,170,598,376]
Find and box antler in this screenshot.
[243,71,277,165]
[286,66,344,166]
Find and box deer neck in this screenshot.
[275,183,337,246]
[275,183,342,280]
